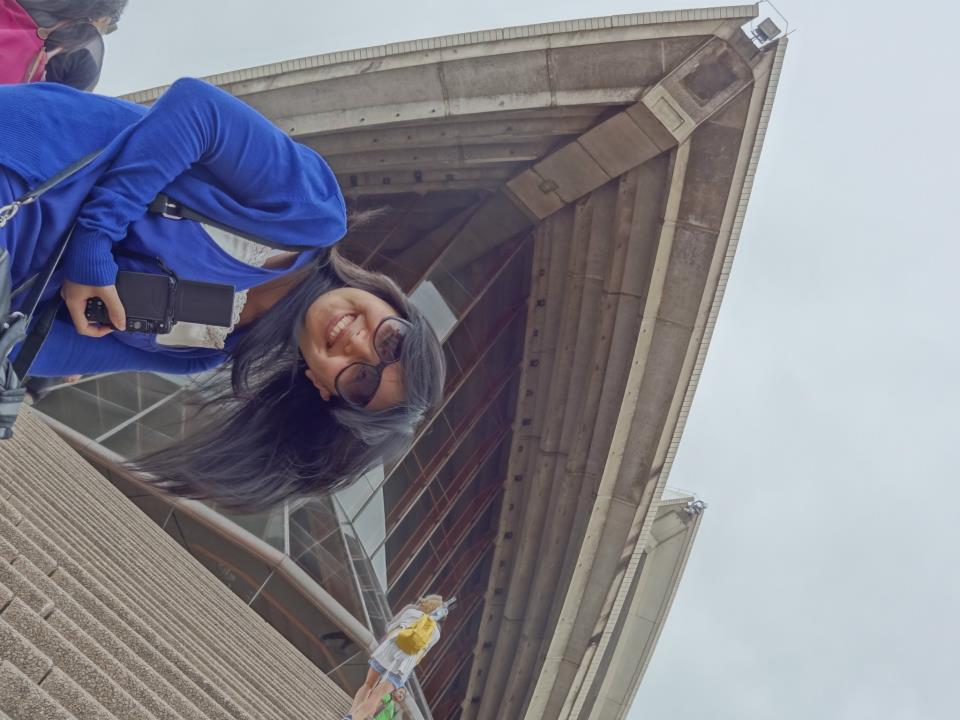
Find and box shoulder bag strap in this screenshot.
[21,46,47,83]
[7,224,78,381]
[149,193,320,252]
[3,150,102,302]
[1,151,102,383]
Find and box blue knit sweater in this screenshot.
[0,78,346,376]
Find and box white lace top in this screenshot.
[155,225,277,350]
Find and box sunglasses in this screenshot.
[334,316,411,408]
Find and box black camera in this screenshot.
[84,270,235,334]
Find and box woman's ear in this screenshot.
[305,368,332,402]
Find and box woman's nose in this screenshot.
[344,328,374,360]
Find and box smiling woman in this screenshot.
[299,287,408,411]
[0,76,445,511]
[134,248,445,511]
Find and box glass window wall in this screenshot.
[29,192,535,718]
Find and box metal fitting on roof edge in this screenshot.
[684,499,708,516]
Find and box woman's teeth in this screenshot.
[328,314,355,346]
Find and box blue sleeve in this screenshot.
[27,318,226,377]
[64,77,346,286]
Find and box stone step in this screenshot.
[0,512,56,575]
[0,574,12,608]
[0,411,352,719]
[39,667,118,720]
[7,497,259,717]
[0,535,18,564]
[0,557,55,617]
[49,566,249,720]
[0,496,22,523]
[73,559,311,717]
[0,610,53,683]
[0,498,241,720]
[1,597,160,720]
[12,556,233,720]
[5,491,327,716]
[0,660,73,720]
[48,606,193,720]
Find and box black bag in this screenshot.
[0,151,99,438]
[0,247,28,439]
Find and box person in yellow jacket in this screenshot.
[345,594,451,720]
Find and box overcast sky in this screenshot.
[96,2,959,718]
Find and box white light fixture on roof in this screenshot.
[746,1,790,48]
[752,17,783,44]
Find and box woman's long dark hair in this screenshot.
[132,248,446,512]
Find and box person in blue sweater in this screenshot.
[0,78,445,511]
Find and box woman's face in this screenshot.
[299,288,406,412]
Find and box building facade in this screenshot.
[30,6,785,718]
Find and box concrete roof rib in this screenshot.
[399,20,783,720]
[122,5,759,105]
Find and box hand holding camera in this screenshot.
[62,279,126,337]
